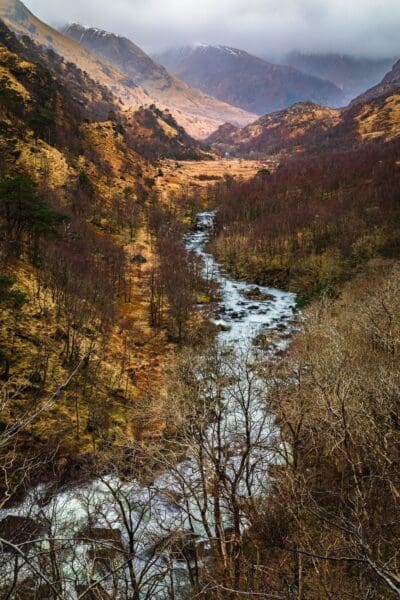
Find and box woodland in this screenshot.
[0,13,398,600]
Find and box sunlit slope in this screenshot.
[0,0,257,138]
[0,0,151,107]
[63,24,257,139]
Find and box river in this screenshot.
[0,212,296,598]
[187,211,296,350]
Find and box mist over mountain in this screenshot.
[23,0,400,59]
[0,1,257,138]
[284,52,396,103]
[0,2,400,599]
[59,23,256,138]
[156,44,345,115]
[206,58,400,157]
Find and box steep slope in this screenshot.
[124,104,212,160]
[351,59,400,105]
[0,1,257,138]
[207,60,400,157]
[0,0,149,107]
[206,102,341,156]
[0,18,180,479]
[285,52,395,103]
[62,23,174,89]
[156,44,345,115]
[62,24,257,139]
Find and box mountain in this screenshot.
[285,52,396,103]
[0,1,257,138]
[206,102,341,156]
[62,23,174,89]
[155,44,345,115]
[0,17,167,469]
[0,0,150,106]
[59,24,257,140]
[62,24,257,139]
[0,15,214,484]
[350,59,400,105]
[206,61,400,157]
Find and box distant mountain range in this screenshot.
[1,0,398,149]
[155,44,346,115]
[61,24,258,138]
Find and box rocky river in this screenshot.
[0,212,297,598]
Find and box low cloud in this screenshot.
[26,0,400,58]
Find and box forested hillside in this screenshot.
[206,59,400,158]
[0,2,399,598]
[211,140,400,299]
[0,19,213,497]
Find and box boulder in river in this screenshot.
[230,311,241,320]
[243,287,275,302]
[212,319,232,332]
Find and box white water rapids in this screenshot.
[0,212,296,598]
[188,212,296,349]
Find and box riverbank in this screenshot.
[0,210,297,598]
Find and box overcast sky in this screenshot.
[24,0,400,58]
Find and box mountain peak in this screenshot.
[156,44,345,115]
[0,0,32,21]
[0,1,260,138]
[61,22,256,138]
[192,43,248,57]
[63,21,170,86]
[63,23,123,41]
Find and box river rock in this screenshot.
[212,320,232,332]
[229,311,241,319]
[243,287,275,302]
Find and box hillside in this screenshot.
[351,58,400,106]
[0,0,149,107]
[0,0,257,138]
[206,61,400,157]
[206,58,400,291]
[210,137,400,293]
[285,52,395,103]
[124,104,212,160]
[0,18,210,490]
[156,44,345,115]
[62,24,257,139]
[207,102,341,156]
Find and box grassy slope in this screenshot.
[0,22,177,488]
[0,0,257,138]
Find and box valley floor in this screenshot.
[156,158,271,199]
